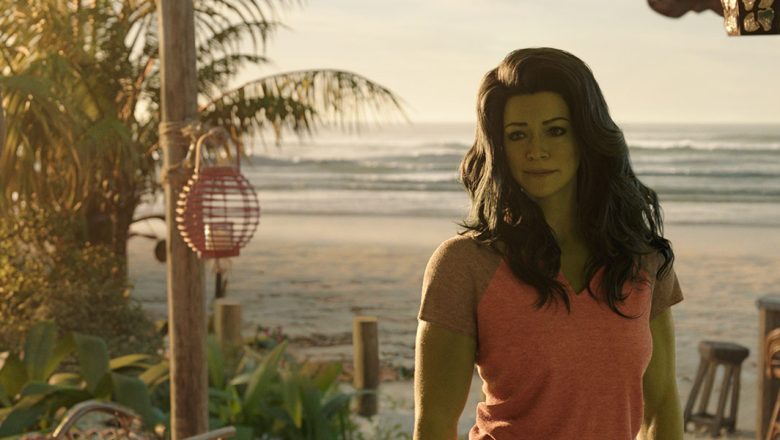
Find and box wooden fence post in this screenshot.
[757,295,780,439]
[353,316,379,417]
[214,298,242,372]
[215,298,242,345]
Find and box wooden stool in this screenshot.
[683,340,750,437]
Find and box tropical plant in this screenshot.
[0,321,166,437]
[0,321,389,439]
[199,335,353,439]
[0,207,163,357]
[0,0,404,272]
[145,333,358,439]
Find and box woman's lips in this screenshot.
[524,170,557,177]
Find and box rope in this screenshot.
[158,120,200,185]
[158,121,235,185]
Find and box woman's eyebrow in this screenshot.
[504,122,528,128]
[504,117,569,129]
[542,117,569,125]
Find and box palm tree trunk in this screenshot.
[83,188,139,282]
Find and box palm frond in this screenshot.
[198,54,270,98]
[0,83,81,211]
[196,20,284,60]
[200,69,408,144]
[201,93,316,149]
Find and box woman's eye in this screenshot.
[507,131,525,141]
[549,126,567,136]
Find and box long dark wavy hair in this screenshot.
[460,47,674,318]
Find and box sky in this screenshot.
[233,0,780,125]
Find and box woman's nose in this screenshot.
[525,137,549,160]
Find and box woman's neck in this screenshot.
[536,192,582,250]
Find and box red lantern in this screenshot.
[176,129,260,259]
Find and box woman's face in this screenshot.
[502,91,580,204]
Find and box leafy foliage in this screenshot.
[0,321,412,439]
[186,335,354,439]
[0,208,162,357]
[0,321,163,437]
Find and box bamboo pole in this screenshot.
[353,316,379,417]
[757,296,780,439]
[156,1,207,438]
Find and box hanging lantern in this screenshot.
[176,128,260,259]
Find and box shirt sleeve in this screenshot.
[417,236,479,337]
[649,254,684,321]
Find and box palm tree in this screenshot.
[0,0,404,272]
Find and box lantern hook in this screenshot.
[194,127,240,174]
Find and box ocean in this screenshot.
[239,122,780,227]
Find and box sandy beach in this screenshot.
[128,213,780,438]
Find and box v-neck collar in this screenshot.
[557,265,605,296]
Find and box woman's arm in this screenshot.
[639,308,684,439]
[413,321,477,440]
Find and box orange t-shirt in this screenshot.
[418,235,684,440]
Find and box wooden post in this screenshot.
[156,1,207,438]
[215,298,242,346]
[757,296,780,439]
[353,316,379,417]
[215,298,242,373]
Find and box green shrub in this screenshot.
[197,335,354,439]
[1,321,398,440]
[0,208,161,357]
[0,321,165,437]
